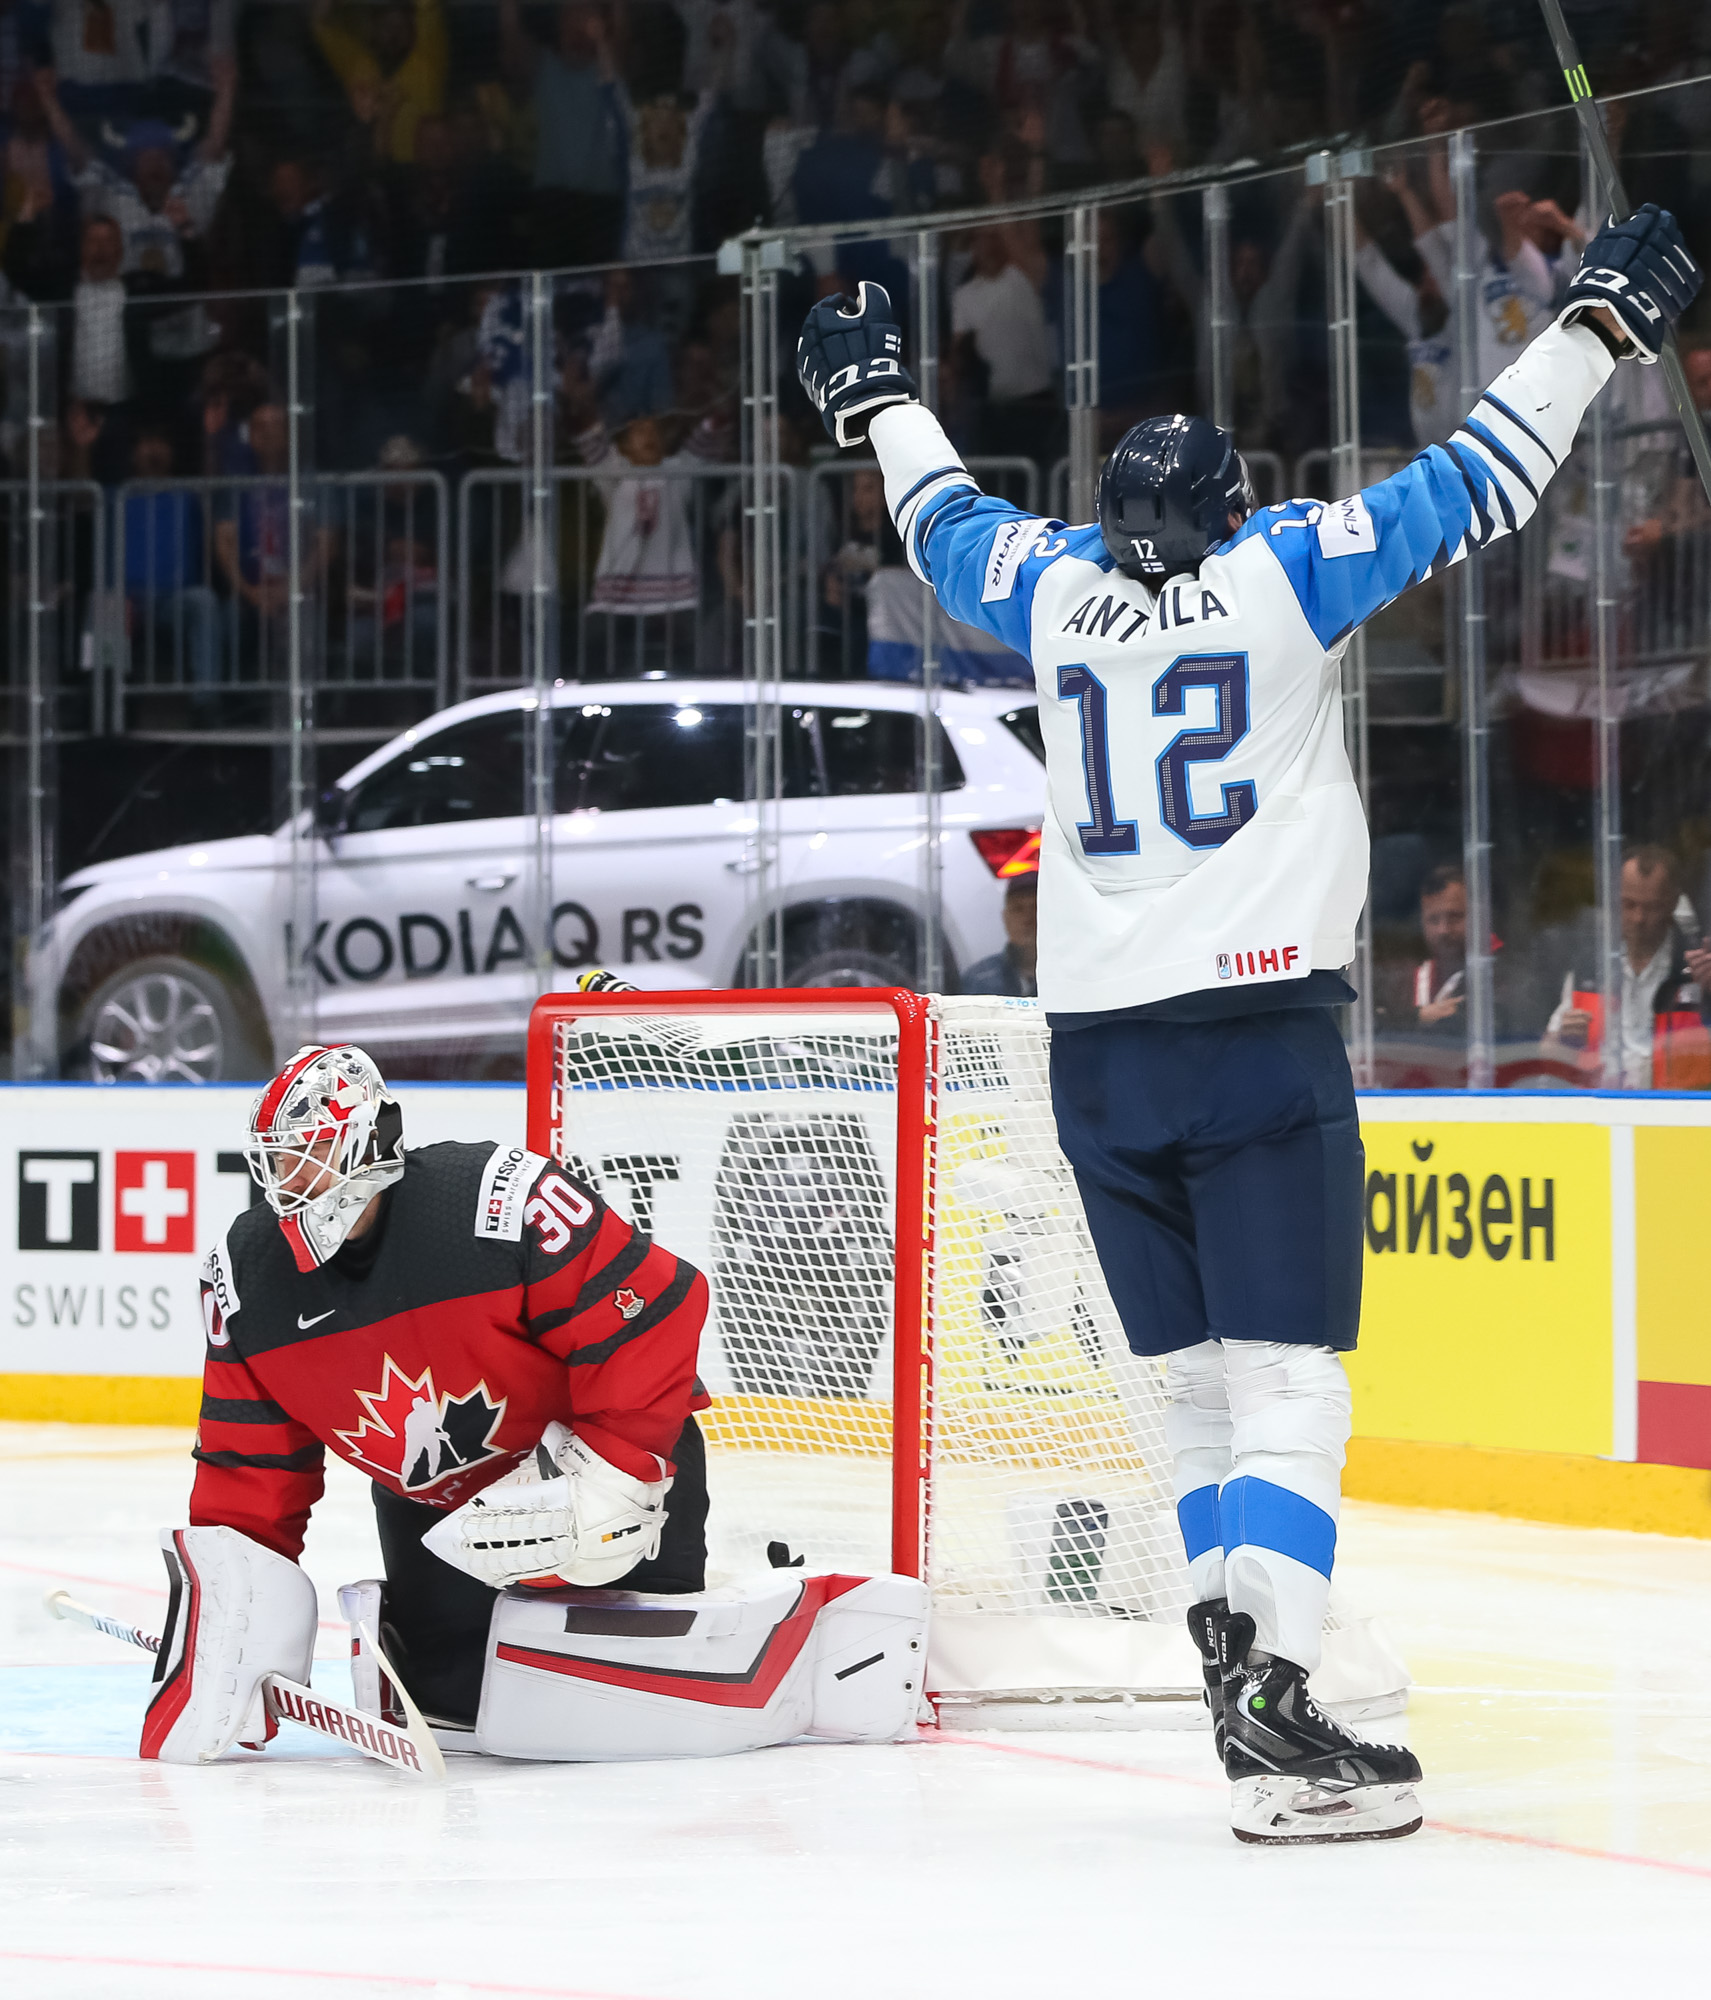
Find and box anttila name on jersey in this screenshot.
[1060,587,1229,643]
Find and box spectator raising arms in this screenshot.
[950,223,1056,465]
[620,85,712,264]
[562,348,730,621]
[499,0,626,269]
[311,0,448,167]
[33,48,232,278]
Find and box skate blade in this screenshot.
[1231,1775,1422,1845]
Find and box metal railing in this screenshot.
[456,459,753,699]
[109,471,450,727]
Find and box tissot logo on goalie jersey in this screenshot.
[333,1357,509,1492]
[474,1145,550,1243]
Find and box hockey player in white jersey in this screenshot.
[798,204,1701,1843]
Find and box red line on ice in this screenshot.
[923,1728,1711,1880]
[0,1951,677,2000]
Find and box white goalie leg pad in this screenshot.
[1221,1342,1352,1674]
[140,1527,317,1765]
[802,1574,928,1742]
[475,1571,927,1762]
[1163,1339,1232,1603]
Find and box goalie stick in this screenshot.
[43,1588,446,1781]
[1537,0,1711,506]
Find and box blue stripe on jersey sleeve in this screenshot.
[912,489,1111,659]
[1225,441,1492,651]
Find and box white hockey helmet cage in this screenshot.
[244,1045,405,1271]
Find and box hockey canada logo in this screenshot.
[333,1358,508,1493]
[613,1287,645,1321]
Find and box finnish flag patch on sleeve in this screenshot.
[475,1145,552,1242]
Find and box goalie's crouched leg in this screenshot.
[140,1526,318,1764]
[371,1415,711,1727]
[474,1571,928,1761]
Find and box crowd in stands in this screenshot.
[0,0,1705,491]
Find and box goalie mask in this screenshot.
[245,1045,405,1271]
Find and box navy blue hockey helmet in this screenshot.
[1096,415,1255,585]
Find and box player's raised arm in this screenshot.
[1242,205,1702,651]
[797,281,1077,655]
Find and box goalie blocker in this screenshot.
[349,1569,929,1760]
[141,1525,317,1764]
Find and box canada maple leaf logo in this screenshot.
[332,1356,508,1493]
[613,1287,645,1321]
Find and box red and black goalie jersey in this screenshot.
[192,1142,710,1561]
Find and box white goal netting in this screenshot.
[539,993,1197,1708]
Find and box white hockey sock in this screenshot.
[1220,1342,1351,1674]
[1163,1339,1233,1604]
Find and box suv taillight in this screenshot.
[970,827,1041,878]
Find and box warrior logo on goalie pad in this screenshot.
[333,1357,509,1494]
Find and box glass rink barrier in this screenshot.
[6,77,1711,1095]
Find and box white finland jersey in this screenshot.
[868,322,1615,1016]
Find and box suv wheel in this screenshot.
[788,945,915,988]
[76,955,261,1083]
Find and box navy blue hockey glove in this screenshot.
[1559,204,1702,363]
[797,282,918,448]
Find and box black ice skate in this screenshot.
[1219,1612,1423,1844]
[1185,1598,1234,1761]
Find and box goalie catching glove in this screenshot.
[797,281,918,447]
[1558,202,1702,362]
[423,1422,670,1589]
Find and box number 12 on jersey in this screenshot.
[1056,653,1258,859]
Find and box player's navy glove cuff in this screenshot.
[1558,203,1703,363]
[797,281,919,448]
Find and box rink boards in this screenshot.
[0,1083,1708,1527]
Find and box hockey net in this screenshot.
[526,989,1405,1723]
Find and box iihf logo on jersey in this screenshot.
[1216,945,1303,982]
[333,1357,508,1493]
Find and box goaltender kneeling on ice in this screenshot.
[141,1041,926,1767]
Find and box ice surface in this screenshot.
[2,1421,1709,1998]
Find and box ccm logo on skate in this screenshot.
[268,1684,422,1769]
[1216,946,1302,981]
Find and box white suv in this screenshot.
[42,680,1046,1082]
